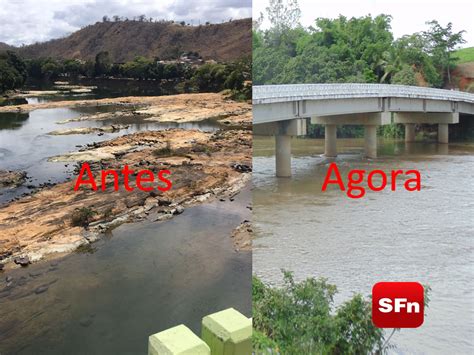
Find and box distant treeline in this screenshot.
[98,15,232,27]
[0,50,251,99]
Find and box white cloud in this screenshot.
[0,0,251,46]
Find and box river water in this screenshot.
[0,92,250,354]
[253,136,474,354]
[0,105,222,204]
[0,186,251,354]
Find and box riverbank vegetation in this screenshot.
[254,0,468,138]
[0,50,251,99]
[0,51,27,92]
[253,272,430,354]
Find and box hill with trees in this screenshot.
[253,1,466,90]
[12,18,251,63]
[0,42,13,51]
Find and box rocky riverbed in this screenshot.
[0,93,252,269]
[0,170,27,188]
[0,93,251,127]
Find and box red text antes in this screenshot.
[73,163,172,192]
[322,163,421,199]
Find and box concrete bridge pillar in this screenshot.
[438,124,449,144]
[405,124,416,142]
[364,125,377,158]
[275,135,291,177]
[324,124,337,157]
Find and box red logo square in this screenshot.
[372,282,424,328]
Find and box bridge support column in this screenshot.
[324,124,337,157]
[364,125,377,158]
[438,124,449,144]
[275,135,291,177]
[405,124,416,142]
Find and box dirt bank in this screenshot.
[0,128,251,268]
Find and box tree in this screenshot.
[391,64,417,86]
[253,272,430,354]
[423,20,466,85]
[266,0,301,33]
[63,59,84,77]
[40,59,63,78]
[94,51,111,76]
[0,51,27,92]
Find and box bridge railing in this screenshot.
[148,308,252,355]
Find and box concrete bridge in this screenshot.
[253,84,474,177]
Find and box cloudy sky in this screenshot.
[0,0,252,46]
[254,0,474,47]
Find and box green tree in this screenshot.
[94,51,111,76]
[423,20,466,85]
[253,272,430,354]
[266,0,301,34]
[63,59,84,77]
[120,56,151,79]
[192,63,228,91]
[391,64,417,86]
[0,51,27,92]
[40,59,63,78]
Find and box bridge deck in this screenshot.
[253,84,474,105]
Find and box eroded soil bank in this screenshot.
[0,93,252,268]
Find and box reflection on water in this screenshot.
[253,136,474,355]
[21,77,183,104]
[0,187,251,355]
[0,106,223,204]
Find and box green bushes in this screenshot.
[0,51,27,92]
[253,272,430,354]
[71,207,98,227]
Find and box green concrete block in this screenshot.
[201,308,252,355]
[149,324,211,355]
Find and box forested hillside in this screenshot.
[253,1,467,90]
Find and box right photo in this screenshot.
[252,0,474,354]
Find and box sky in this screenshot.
[254,0,474,47]
[0,0,252,46]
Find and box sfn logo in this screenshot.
[372,282,424,328]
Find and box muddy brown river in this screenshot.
[253,136,474,355]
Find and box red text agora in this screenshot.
[322,163,421,199]
[73,163,172,192]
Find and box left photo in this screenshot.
[0,1,252,354]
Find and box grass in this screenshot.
[454,47,474,64]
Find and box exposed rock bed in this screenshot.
[0,128,251,267]
[231,220,252,251]
[48,124,130,135]
[0,170,27,188]
[0,93,251,128]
